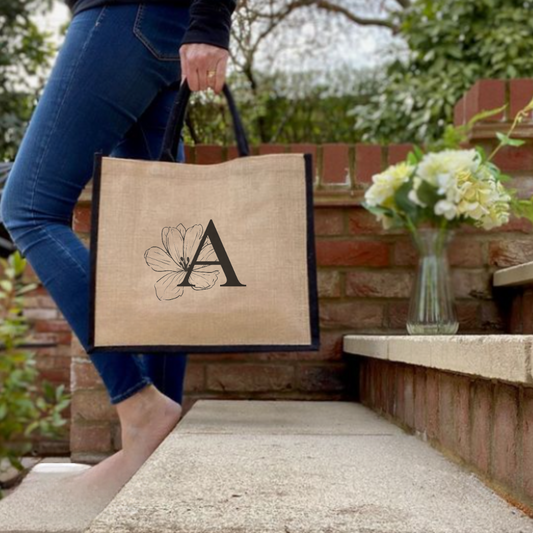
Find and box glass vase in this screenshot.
[406,225,459,335]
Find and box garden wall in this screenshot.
[16,78,533,459]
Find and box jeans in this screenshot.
[0,4,191,405]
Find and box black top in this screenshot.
[65,0,237,50]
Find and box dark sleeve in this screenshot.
[180,0,237,50]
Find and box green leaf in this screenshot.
[416,180,442,206]
[466,104,508,130]
[394,180,419,221]
[495,132,525,147]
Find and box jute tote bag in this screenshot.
[87,81,320,353]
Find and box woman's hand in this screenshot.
[180,43,229,94]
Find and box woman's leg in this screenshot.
[110,85,189,406]
[0,3,191,494]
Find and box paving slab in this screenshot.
[85,400,533,533]
[0,461,111,533]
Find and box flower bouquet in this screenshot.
[362,98,533,335]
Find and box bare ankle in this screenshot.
[115,384,181,429]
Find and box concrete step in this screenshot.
[84,400,533,533]
[0,461,108,533]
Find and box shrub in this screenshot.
[0,251,71,499]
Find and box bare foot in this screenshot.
[72,384,182,499]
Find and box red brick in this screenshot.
[35,319,72,333]
[112,422,122,451]
[387,301,410,331]
[198,331,344,363]
[403,366,415,429]
[226,145,239,161]
[316,240,389,267]
[388,144,414,166]
[394,365,405,420]
[70,423,112,454]
[24,295,58,309]
[183,362,205,393]
[392,239,418,266]
[184,145,195,163]
[510,79,533,120]
[377,360,387,413]
[438,372,455,451]
[359,359,369,403]
[522,388,533,501]
[394,237,484,268]
[448,239,484,267]
[488,238,533,267]
[207,364,294,393]
[37,368,70,384]
[450,269,492,299]
[258,144,286,155]
[456,301,481,332]
[71,390,117,422]
[36,344,73,358]
[71,360,104,390]
[465,79,506,123]
[24,308,59,321]
[319,300,384,329]
[522,289,533,334]
[493,215,533,234]
[425,369,439,441]
[29,332,66,346]
[355,144,383,184]
[414,367,426,434]
[454,94,466,126]
[206,364,295,392]
[510,291,524,334]
[345,270,412,298]
[385,363,396,416]
[289,143,318,181]
[195,144,224,165]
[368,360,377,406]
[348,208,388,235]
[36,355,70,372]
[455,375,471,463]
[314,208,344,235]
[492,145,533,173]
[297,364,345,392]
[479,301,505,332]
[376,361,386,412]
[492,383,518,487]
[317,270,341,298]
[321,143,350,185]
[72,204,91,233]
[471,379,492,475]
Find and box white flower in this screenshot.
[417,149,480,187]
[364,162,414,208]
[434,199,458,220]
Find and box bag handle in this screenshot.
[159,79,250,162]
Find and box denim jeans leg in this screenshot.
[111,84,189,405]
[0,5,189,405]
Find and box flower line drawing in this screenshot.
[144,223,220,301]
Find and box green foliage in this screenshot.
[0,251,71,500]
[0,1,55,161]
[185,67,381,145]
[354,0,533,144]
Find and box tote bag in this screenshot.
[87,80,320,353]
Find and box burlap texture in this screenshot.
[92,153,312,348]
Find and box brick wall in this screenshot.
[10,78,533,458]
[356,357,533,517]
